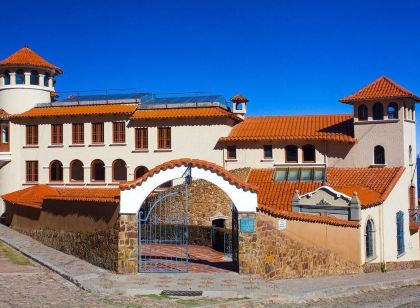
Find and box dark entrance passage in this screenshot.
[138,173,239,273]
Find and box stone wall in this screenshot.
[185,168,251,229]
[14,226,118,271]
[362,260,420,273]
[238,212,361,279]
[117,214,138,274]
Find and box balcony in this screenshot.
[409,209,420,231]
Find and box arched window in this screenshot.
[302,144,316,163]
[387,103,398,120]
[374,145,385,165]
[112,159,127,182]
[358,104,368,121]
[30,70,39,85]
[15,69,25,85]
[134,166,149,179]
[91,159,105,182]
[3,71,10,85]
[365,219,375,259]
[236,103,243,110]
[49,160,63,182]
[285,145,298,163]
[396,211,405,255]
[70,160,84,182]
[372,102,384,120]
[44,73,50,87]
[1,122,9,144]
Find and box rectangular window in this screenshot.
[158,127,171,149]
[26,125,38,145]
[72,123,84,144]
[396,212,405,255]
[51,124,63,145]
[135,128,148,150]
[112,122,125,143]
[26,161,38,182]
[263,145,273,159]
[92,123,104,144]
[227,145,237,159]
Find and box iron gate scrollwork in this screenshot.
[138,182,189,273]
[231,204,239,271]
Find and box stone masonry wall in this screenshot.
[186,168,251,228]
[117,214,138,274]
[238,212,361,279]
[362,260,420,273]
[14,226,118,271]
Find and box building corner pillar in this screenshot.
[116,213,138,274]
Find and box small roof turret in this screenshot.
[230,94,249,104]
[0,46,62,74]
[340,76,420,104]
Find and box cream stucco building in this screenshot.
[0,46,419,271]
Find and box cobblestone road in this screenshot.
[0,241,419,307]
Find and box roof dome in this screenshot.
[0,46,62,74]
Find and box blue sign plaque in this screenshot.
[240,218,255,233]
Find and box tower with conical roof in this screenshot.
[0,46,62,114]
[340,75,418,170]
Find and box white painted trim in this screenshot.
[299,185,352,201]
[120,165,258,214]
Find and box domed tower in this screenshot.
[0,46,62,114]
[230,94,249,119]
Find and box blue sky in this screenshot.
[1,1,420,121]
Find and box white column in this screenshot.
[48,77,54,88]
[63,166,70,183]
[105,165,113,183]
[39,74,45,87]
[10,72,16,85]
[0,75,4,86]
[24,72,31,85]
[84,166,90,183]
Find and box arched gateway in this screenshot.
[119,158,258,273]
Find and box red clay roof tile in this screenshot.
[130,107,240,121]
[120,158,258,193]
[340,76,420,103]
[219,114,355,143]
[0,109,10,120]
[11,103,138,119]
[1,186,120,208]
[0,47,62,74]
[247,166,404,227]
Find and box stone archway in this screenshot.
[116,158,258,274]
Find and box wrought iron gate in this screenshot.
[231,204,239,271]
[138,183,189,273]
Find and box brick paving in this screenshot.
[0,223,419,305]
[140,243,234,273]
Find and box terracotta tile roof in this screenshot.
[340,76,420,103]
[230,94,249,103]
[327,167,405,207]
[0,47,62,74]
[130,107,241,121]
[11,103,138,119]
[120,158,258,193]
[258,205,360,228]
[220,114,355,143]
[247,166,404,227]
[46,187,120,203]
[0,109,10,120]
[2,185,120,208]
[1,185,58,208]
